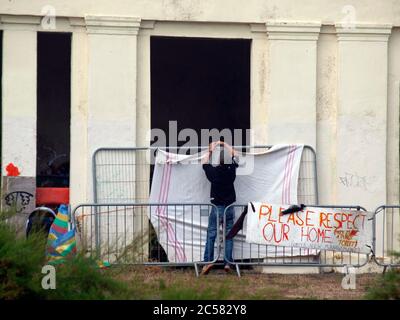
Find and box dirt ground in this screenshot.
[112,266,380,300]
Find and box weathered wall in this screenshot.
[1,0,400,25]
[0,1,399,218]
[316,26,338,205]
[1,18,38,178]
[388,27,400,205]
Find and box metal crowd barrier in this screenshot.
[92,145,318,205]
[86,145,400,275]
[373,205,400,271]
[71,202,400,276]
[223,204,371,277]
[87,145,318,275]
[72,203,220,273]
[89,145,318,274]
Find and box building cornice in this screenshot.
[85,15,141,35]
[266,21,321,41]
[0,15,41,30]
[250,23,267,34]
[140,20,155,30]
[69,17,86,27]
[0,15,41,26]
[335,23,392,42]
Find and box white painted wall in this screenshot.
[1,17,38,178]
[316,26,338,205]
[336,25,391,212]
[1,0,400,25]
[70,23,89,206]
[388,28,400,206]
[387,28,400,252]
[85,16,140,202]
[265,22,320,149]
[0,1,399,260]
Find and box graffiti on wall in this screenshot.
[2,168,36,214]
[4,191,34,213]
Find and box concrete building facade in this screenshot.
[0,1,399,256]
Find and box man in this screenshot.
[201,141,239,275]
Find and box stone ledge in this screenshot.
[0,14,41,31]
[85,15,141,35]
[266,21,321,41]
[0,14,41,25]
[335,23,392,42]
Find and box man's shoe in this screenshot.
[224,264,232,273]
[201,264,214,275]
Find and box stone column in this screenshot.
[335,24,392,258]
[1,16,39,179]
[85,16,141,261]
[1,16,39,219]
[265,22,321,150]
[250,24,268,146]
[134,21,155,261]
[85,15,140,203]
[316,27,338,205]
[136,20,154,203]
[69,18,89,207]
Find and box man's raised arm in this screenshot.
[202,141,218,164]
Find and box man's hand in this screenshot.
[220,141,238,157]
[203,142,217,164]
[209,141,219,152]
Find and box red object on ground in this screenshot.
[36,188,70,205]
[6,163,20,176]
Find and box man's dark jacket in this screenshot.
[202,157,238,206]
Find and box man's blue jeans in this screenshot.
[203,205,234,265]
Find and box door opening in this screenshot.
[149,36,250,261]
[151,36,251,148]
[36,32,71,189]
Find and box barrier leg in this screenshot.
[194,263,200,277]
[382,265,388,274]
[235,264,241,277]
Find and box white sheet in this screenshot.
[148,144,315,263]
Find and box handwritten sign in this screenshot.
[246,203,373,254]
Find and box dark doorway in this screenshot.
[150,36,251,148]
[149,36,250,262]
[36,32,71,188]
